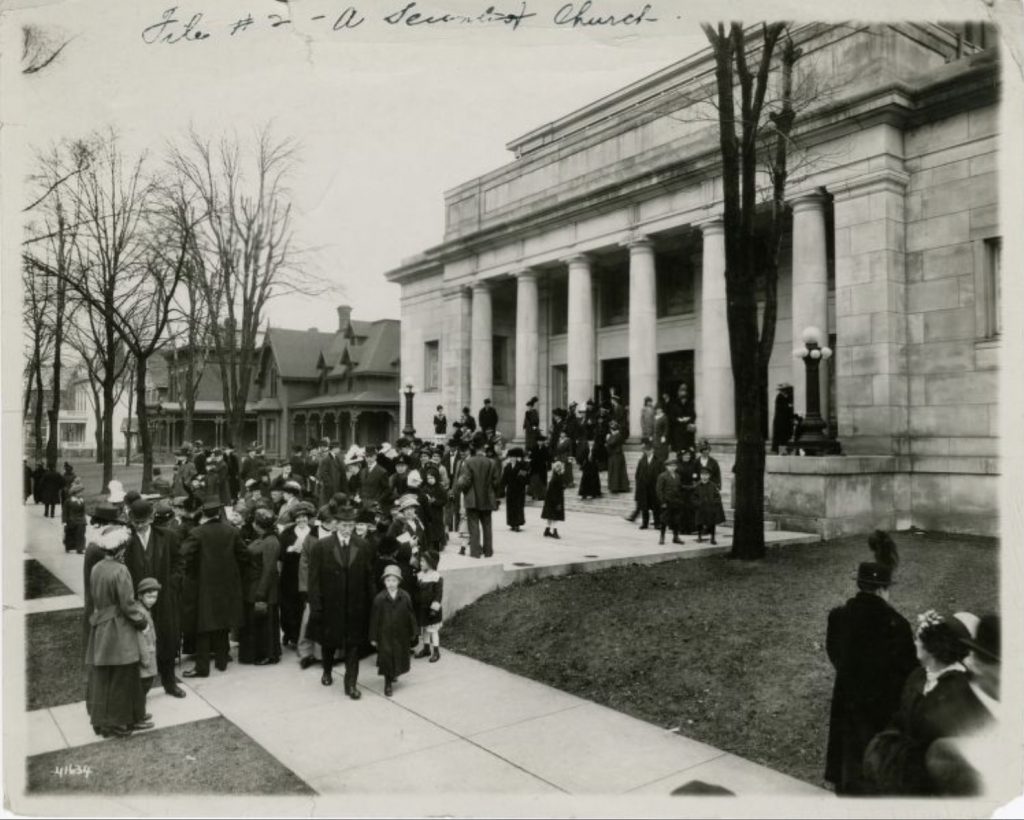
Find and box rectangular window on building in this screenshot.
[985,237,1001,338]
[656,251,696,317]
[424,340,440,390]
[493,336,509,386]
[549,275,568,335]
[269,366,279,398]
[551,364,568,410]
[60,422,86,444]
[599,269,630,327]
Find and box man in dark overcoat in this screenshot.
[307,504,376,699]
[457,432,500,558]
[180,499,247,677]
[478,399,498,435]
[626,438,660,529]
[772,383,795,454]
[193,441,209,476]
[825,562,917,795]
[124,499,186,697]
[359,446,391,512]
[316,441,345,506]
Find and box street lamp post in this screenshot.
[403,382,416,438]
[791,326,840,456]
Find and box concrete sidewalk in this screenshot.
[18,504,830,798]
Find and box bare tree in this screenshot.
[700,23,801,560]
[168,125,329,448]
[22,260,53,460]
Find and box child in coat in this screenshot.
[370,565,419,697]
[135,577,161,731]
[541,460,566,539]
[693,466,726,545]
[413,551,444,662]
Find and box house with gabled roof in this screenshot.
[252,305,401,457]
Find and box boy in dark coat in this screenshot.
[626,438,660,530]
[693,466,726,545]
[370,564,419,697]
[541,461,566,539]
[824,562,917,795]
[500,448,529,532]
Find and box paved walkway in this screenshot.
[17,504,830,798]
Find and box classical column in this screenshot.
[790,193,830,418]
[514,269,540,438]
[350,411,360,446]
[626,236,658,440]
[700,219,735,439]
[565,254,595,404]
[441,285,472,414]
[470,281,494,413]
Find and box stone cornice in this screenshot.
[830,169,912,201]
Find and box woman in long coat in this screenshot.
[605,422,630,494]
[239,509,282,665]
[541,461,565,538]
[577,437,602,499]
[84,525,147,737]
[278,502,318,647]
[500,448,530,532]
[527,438,550,501]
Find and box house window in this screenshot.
[493,336,509,386]
[985,238,1001,338]
[269,365,278,398]
[75,390,88,413]
[549,276,568,335]
[424,340,440,391]
[60,422,85,444]
[599,269,630,327]
[551,364,568,410]
[656,251,696,317]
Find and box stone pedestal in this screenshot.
[566,254,595,405]
[699,220,735,438]
[514,270,540,434]
[470,282,493,412]
[627,237,657,440]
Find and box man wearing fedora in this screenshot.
[316,441,345,507]
[825,561,917,795]
[457,432,501,558]
[359,445,391,512]
[179,499,248,678]
[771,382,795,454]
[478,398,498,436]
[307,503,376,698]
[124,499,187,698]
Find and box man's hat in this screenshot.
[335,504,358,522]
[777,382,792,390]
[201,498,223,516]
[128,498,154,523]
[528,396,538,405]
[124,490,142,507]
[364,444,379,456]
[854,561,893,588]
[381,564,403,582]
[356,508,376,524]
[90,502,123,524]
[317,504,337,524]
[420,550,440,571]
[471,431,487,448]
[961,613,1000,663]
[282,480,302,495]
[640,436,653,447]
[136,577,162,595]
[483,398,492,405]
[153,500,174,523]
[507,447,525,458]
[698,439,711,451]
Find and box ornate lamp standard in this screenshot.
[402,381,416,438]
[791,326,840,455]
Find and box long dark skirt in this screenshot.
[87,664,145,730]
[578,463,602,498]
[279,589,303,645]
[238,603,282,664]
[528,473,547,501]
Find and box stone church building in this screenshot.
[386,23,1000,537]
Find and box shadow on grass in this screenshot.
[444,531,999,788]
[27,609,87,711]
[27,717,315,795]
[25,560,74,601]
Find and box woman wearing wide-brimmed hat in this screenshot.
[84,524,148,738]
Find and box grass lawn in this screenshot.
[24,560,74,600]
[26,716,314,794]
[27,609,87,711]
[443,531,998,788]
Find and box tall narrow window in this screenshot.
[985,237,1001,338]
[656,250,696,317]
[493,336,509,386]
[549,276,569,335]
[424,340,440,390]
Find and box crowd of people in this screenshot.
[825,531,1002,796]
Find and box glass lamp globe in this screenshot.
[793,348,809,360]
[821,347,833,360]
[801,326,823,346]
[810,349,822,360]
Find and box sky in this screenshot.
[8,0,710,331]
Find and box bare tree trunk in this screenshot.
[44,277,67,470]
[102,375,114,486]
[32,358,45,460]
[124,364,135,468]
[135,355,153,492]
[90,385,103,462]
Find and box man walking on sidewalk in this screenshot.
[457,432,500,558]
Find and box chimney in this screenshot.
[307,327,319,333]
[337,304,352,332]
